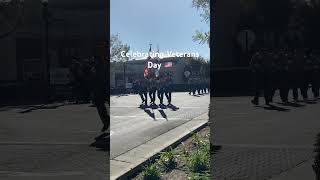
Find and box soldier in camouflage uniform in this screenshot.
[300,50,312,100]
[148,77,157,105]
[287,50,300,102]
[278,50,290,103]
[311,51,320,98]
[139,77,149,106]
[164,74,173,105]
[251,49,272,105]
[157,76,165,105]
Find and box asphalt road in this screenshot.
[0,103,107,180]
[212,93,320,179]
[110,92,210,159]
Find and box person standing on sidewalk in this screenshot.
[91,56,109,132]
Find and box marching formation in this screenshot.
[188,76,210,95]
[133,74,173,107]
[250,48,320,105]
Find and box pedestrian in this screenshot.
[91,56,109,132]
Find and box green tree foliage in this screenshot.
[192,0,210,45]
[302,0,320,49]
[0,0,24,39]
[110,34,130,62]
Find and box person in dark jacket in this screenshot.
[91,56,109,132]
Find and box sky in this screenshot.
[110,0,210,60]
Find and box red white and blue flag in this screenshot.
[164,62,173,68]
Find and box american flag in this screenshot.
[143,64,149,77]
[164,62,173,68]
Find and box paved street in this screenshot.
[0,103,107,180]
[110,92,210,159]
[212,93,320,179]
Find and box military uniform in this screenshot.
[311,53,320,98]
[140,78,149,106]
[148,78,157,105]
[251,50,272,105]
[157,77,165,105]
[287,52,300,101]
[278,51,290,103]
[164,76,173,104]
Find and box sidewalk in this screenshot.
[211,94,320,179]
[111,114,208,180]
[270,159,316,180]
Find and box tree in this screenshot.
[110,34,130,62]
[0,0,24,39]
[192,0,210,45]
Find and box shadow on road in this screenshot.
[90,133,109,151]
[167,104,179,111]
[144,109,155,120]
[158,109,168,121]
[159,104,167,109]
[277,102,306,107]
[192,94,201,97]
[256,104,290,112]
[19,103,66,113]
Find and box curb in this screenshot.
[110,113,209,180]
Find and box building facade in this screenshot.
[0,0,107,102]
[110,57,210,91]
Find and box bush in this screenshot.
[142,163,161,180]
[159,148,177,171]
[191,133,204,146]
[187,141,210,173]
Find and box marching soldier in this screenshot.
[311,52,320,98]
[148,77,157,105]
[188,77,193,95]
[164,74,173,105]
[157,76,165,105]
[250,49,271,105]
[278,50,290,103]
[141,77,149,106]
[136,79,144,104]
[288,50,300,102]
[298,50,310,101]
